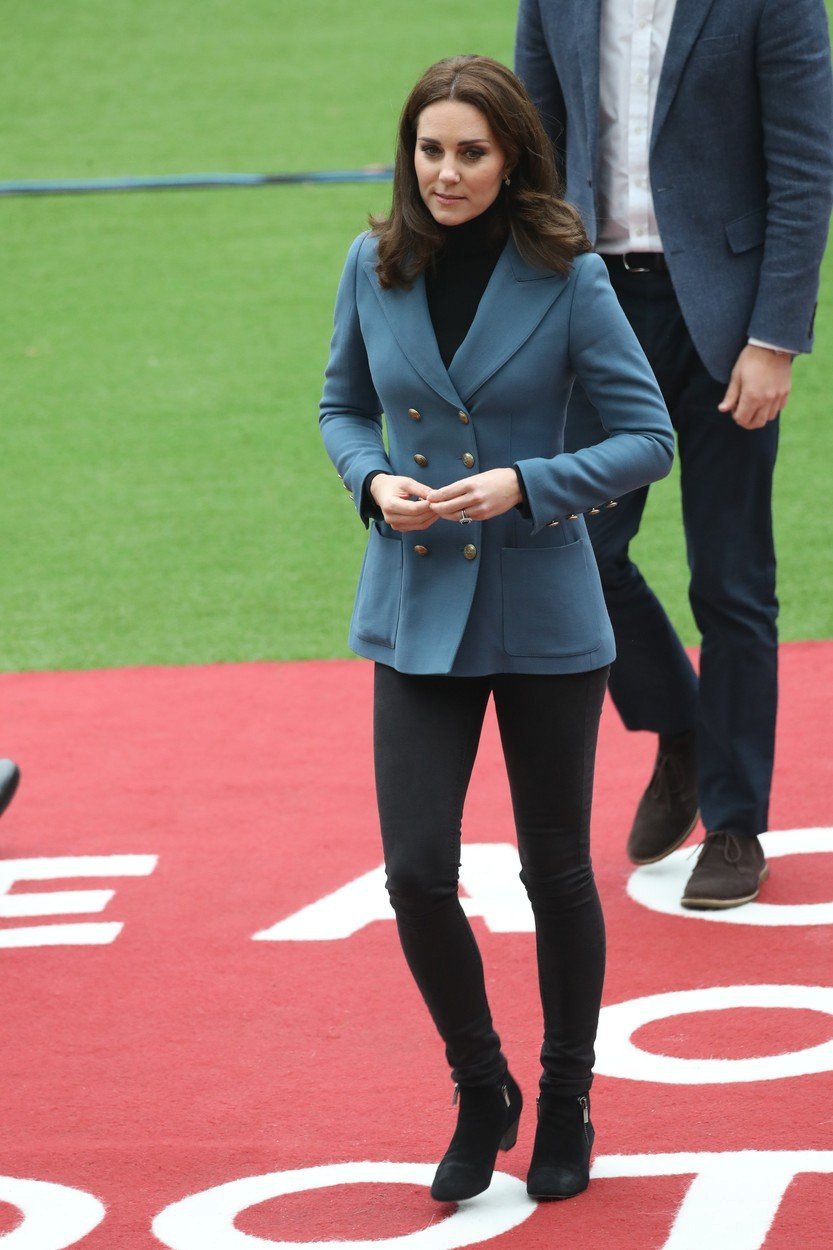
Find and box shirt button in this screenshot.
[414,454,428,467]
[414,544,429,556]
[408,408,421,421]
[463,544,478,560]
[462,452,475,468]
[458,410,470,424]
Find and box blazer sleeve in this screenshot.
[515,253,674,536]
[319,234,392,526]
[747,0,833,353]
[514,0,567,179]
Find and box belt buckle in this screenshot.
[622,252,651,273]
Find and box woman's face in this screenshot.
[414,100,508,226]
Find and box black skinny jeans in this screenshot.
[374,662,609,1095]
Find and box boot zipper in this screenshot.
[452,1081,510,1108]
[579,1094,590,1144]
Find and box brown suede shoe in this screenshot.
[681,831,768,910]
[626,731,699,865]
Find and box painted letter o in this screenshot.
[152,1161,535,1250]
[595,984,833,1083]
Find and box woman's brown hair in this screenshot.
[372,55,590,289]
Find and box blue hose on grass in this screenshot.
[0,166,394,197]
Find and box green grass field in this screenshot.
[2,0,832,671]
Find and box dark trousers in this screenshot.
[565,260,779,837]
[373,662,609,1094]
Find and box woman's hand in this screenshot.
[370,474,438,532]
[427,468,522,522]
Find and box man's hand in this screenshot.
[718,344,792,429]
[426,468,522,522]
[369,474,437,532]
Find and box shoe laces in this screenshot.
[647,748,685,800]
[689,829,742,865]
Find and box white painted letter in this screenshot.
[254,844,532,941]
[592,1151,833,1250]
[152,1161,534,1249]
[0,856,157,947]
[595,984,833,1083]
[0,1175,104,1249]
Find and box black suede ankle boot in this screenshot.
[526,1090,594,1199]
[430,1071,523,1202]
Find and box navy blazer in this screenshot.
[320,233,674,676]
[515,0,833,381]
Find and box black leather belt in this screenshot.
[603,252,668,274]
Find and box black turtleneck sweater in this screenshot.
[425,196,508,367]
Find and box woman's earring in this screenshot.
[503,172,511,187]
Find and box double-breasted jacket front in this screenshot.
[319,232,674,676]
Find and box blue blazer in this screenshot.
[515,0,833,381]
[320,233,674,676]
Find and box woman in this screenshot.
[319,56,673,1202]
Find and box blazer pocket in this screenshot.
[501,541,603,659]
[692,33,740,57]
[725,207,766,254]
[353,524,403,648]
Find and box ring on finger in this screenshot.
[459,509,472,525]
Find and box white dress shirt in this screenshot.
[597,0,676,254]
[596,0,790,354]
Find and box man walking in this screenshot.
[515,0,833,907]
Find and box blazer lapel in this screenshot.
[651,0,719,152]
[448,238,570,403]
[363,238,569,409]
[362,260,464,409]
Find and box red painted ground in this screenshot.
[1,641,832,1248]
